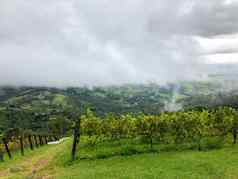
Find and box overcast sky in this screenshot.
[0,0,238,87]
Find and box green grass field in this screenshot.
[1,139,238,179]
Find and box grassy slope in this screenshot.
[2,140,238,179]
[0,143,64,179]
[53,142,238,179]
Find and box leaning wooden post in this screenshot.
[2,138,11,159]
[34,135,39,148]
[232,127,237,144]
[39,136,43,146]
[44,136,48,144]
[19,134,24,156]
[41,136,44,145]
[28,135,34,150]
[71,117,81,161]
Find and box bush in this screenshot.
[201,137,225,150]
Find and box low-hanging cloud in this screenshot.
[1,0,238,87]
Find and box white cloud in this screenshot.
[203,53,238,64]
[196,34,238,64]
[0,0,238,87]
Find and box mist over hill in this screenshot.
[1,74,238,115]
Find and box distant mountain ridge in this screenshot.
[1,78,238,115]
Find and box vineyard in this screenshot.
[2,103,238,163]
[77,107,238,156]
[0,104,67,162]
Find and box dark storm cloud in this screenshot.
[0,0,238,87]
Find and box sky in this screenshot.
[0,0,238,87]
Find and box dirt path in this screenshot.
[0,141,66,179]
